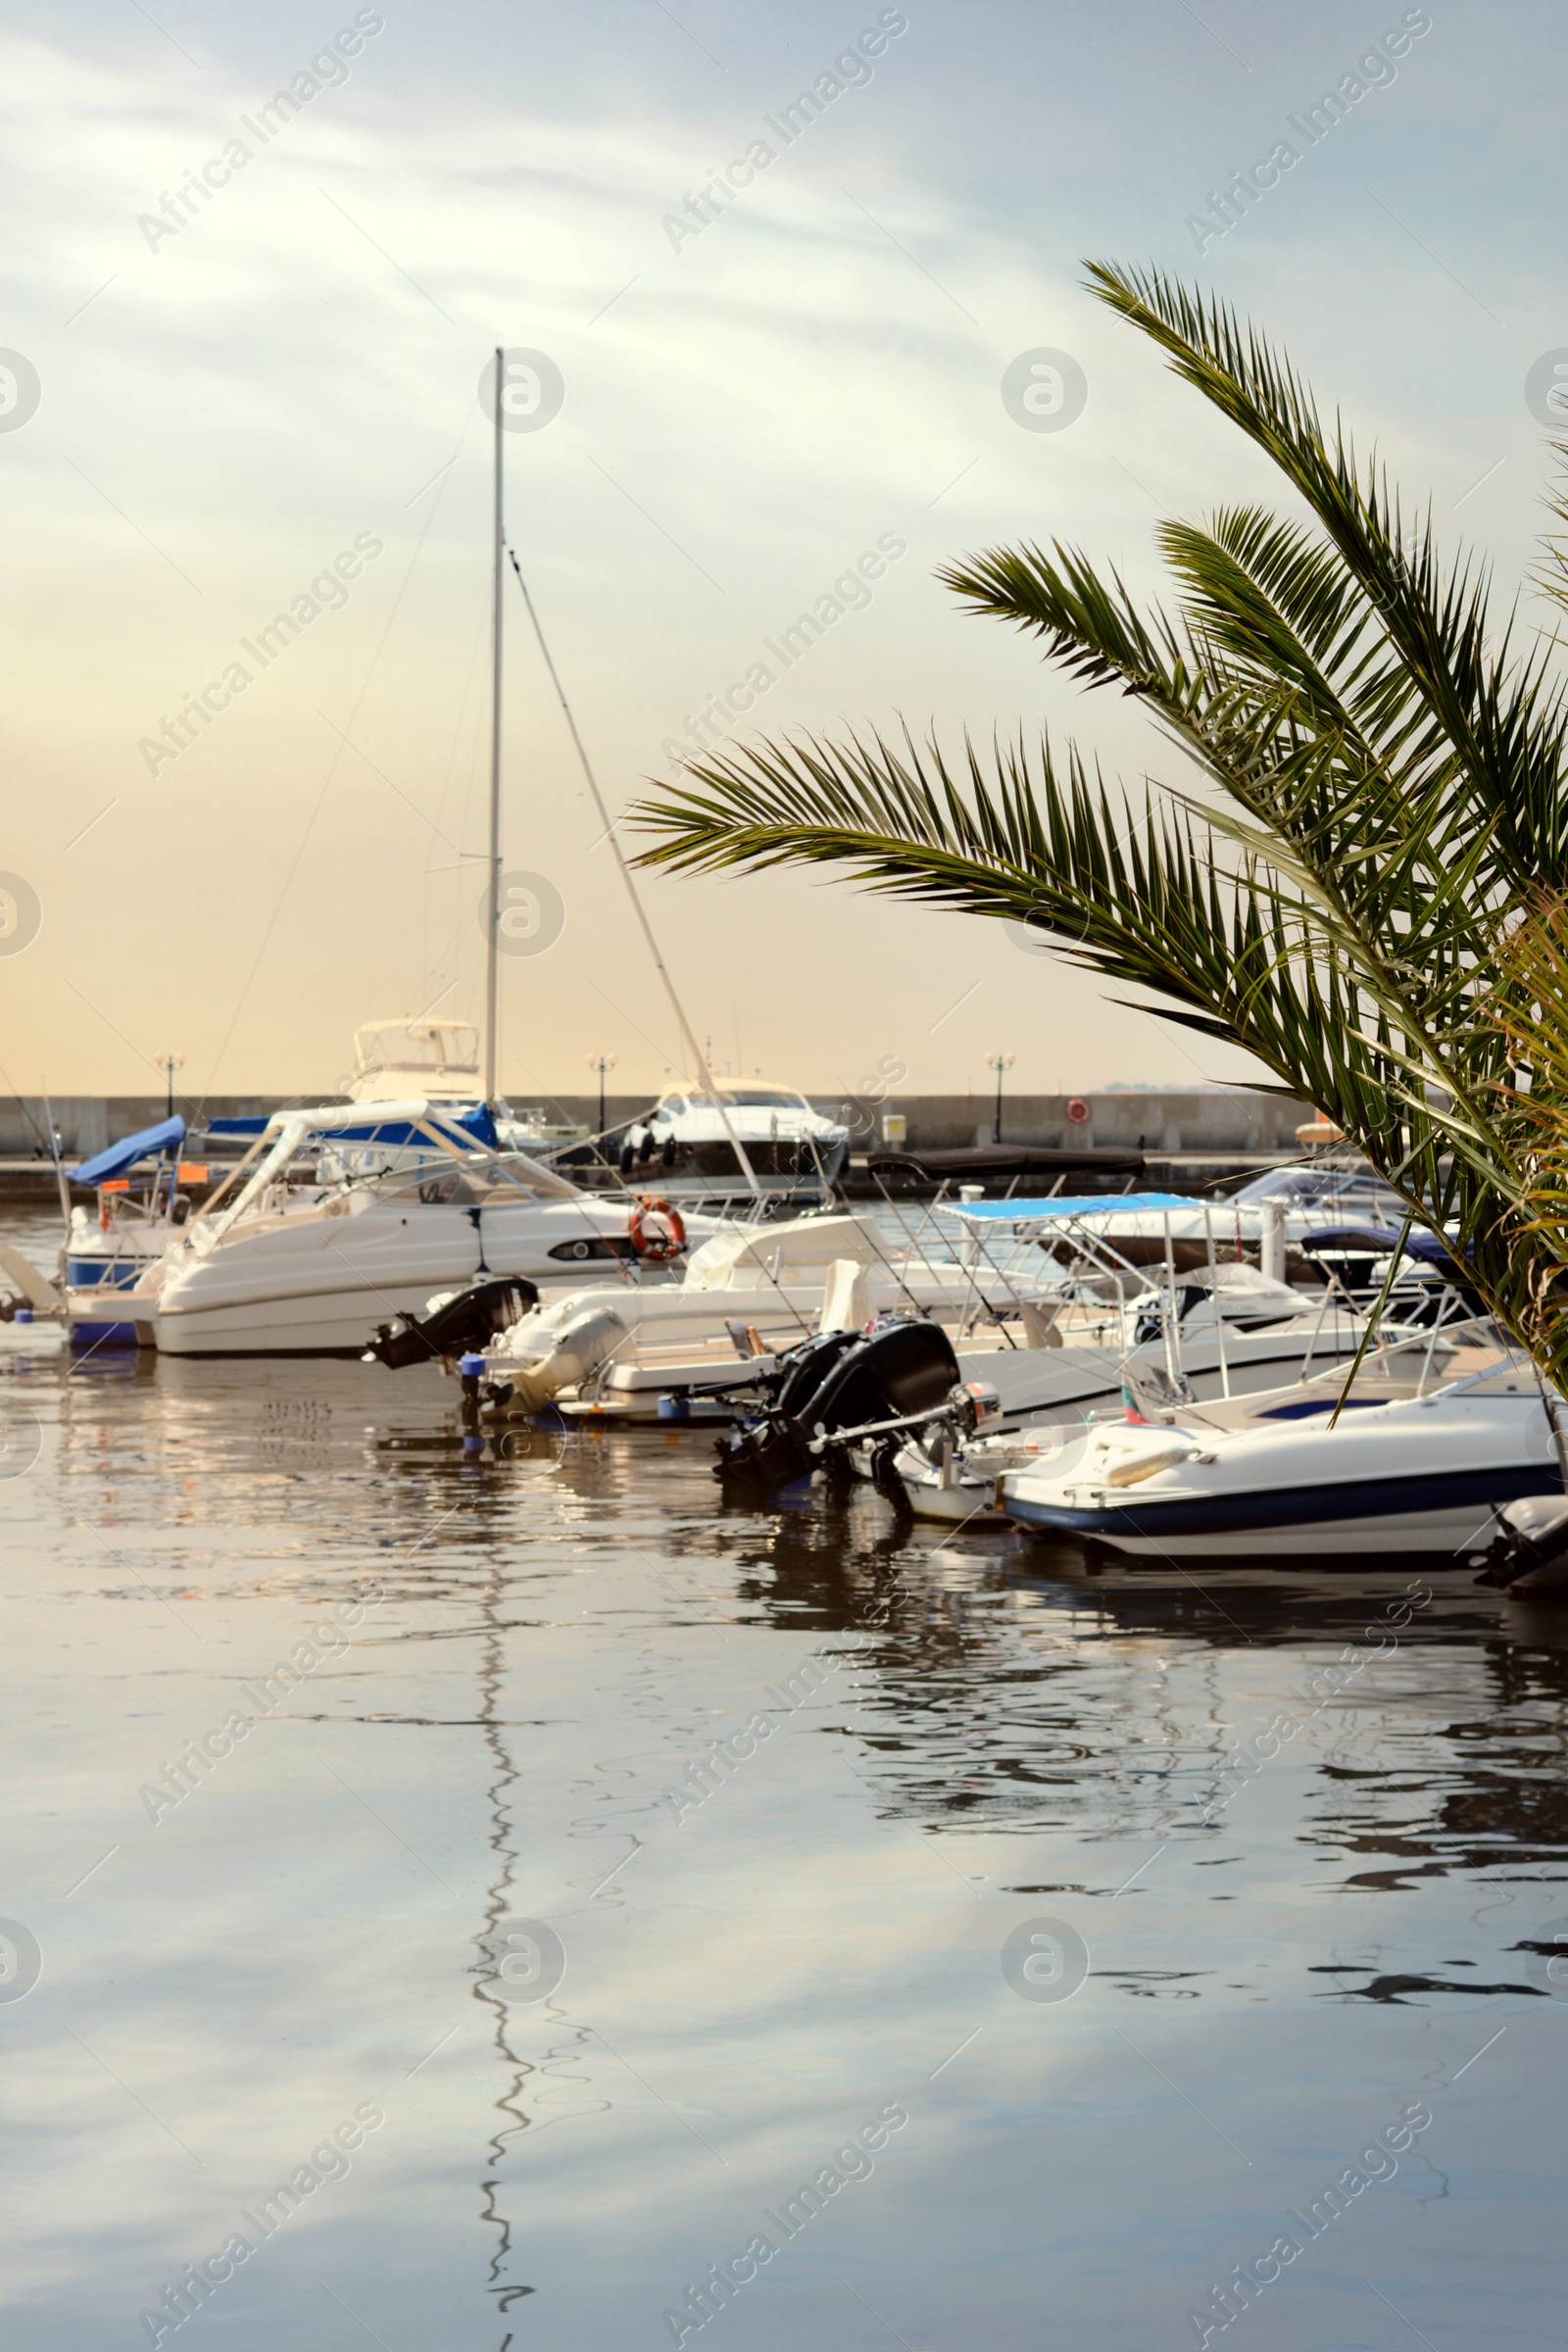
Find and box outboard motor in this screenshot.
[1480,1495,1568,1593]
[714,1318,962,1502]
[365,1275,538,1370]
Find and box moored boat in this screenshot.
[61,1115,211,1346]
[999,1328,1557,1559]
[76,1101,734,1356]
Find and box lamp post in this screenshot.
[157,1051,185,1121]
[984,1051,1014,1145]
[586,1052,616,1136]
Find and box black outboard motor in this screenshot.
[364,1275,538,1370]
[715,1318,962,1501]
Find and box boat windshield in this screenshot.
[376,1156,566,1206]
[663,1088,808,1111]
[1233,1164,1407,1217]
[1173,1313,1524,1435]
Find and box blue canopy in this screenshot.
[74,1114,185,1187]
[953,1191,1198,1221]
[456,1102,500,1150]
[208,1104,501,1149]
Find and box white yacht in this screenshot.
[620,1194,1441,1522]
[346,1016,484,1104]
[618,1080,849,1191]
[300,1020,583,1182]
[75,1101,729,1357]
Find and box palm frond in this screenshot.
[632,263,1568,1379]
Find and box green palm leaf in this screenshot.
[633,263,1568,1378]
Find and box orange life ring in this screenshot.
[1064,1097,1090,1125]
[629,1195,687,1262]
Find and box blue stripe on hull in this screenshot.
[67,1258,152,1289]
[1006,1461,1563,1541]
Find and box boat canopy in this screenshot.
[950,1192,1197,1223]
[207,1103,501,1149]
[74,1115,185,1187]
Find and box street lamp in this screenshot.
[156,1051,185,1121]
[984,1051,1014,1145]
[586,1052,616,1136]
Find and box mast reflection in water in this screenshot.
[9,1230,1568,2352]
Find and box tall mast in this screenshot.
[483,346,504,1103]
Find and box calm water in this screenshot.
[3,1204,1566,2350]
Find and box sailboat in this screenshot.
[62,368,744,1355]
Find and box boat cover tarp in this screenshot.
[73,1115,185,1187]
[868,1144,1146,1180]
[1298,1222,1470,1283]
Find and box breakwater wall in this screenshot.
[1,1089,1313,1158]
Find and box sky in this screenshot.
[2,0,1564,1110]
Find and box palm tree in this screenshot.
[632,263,1568,1383]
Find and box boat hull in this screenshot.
[1004,1460,1561,1556]
[135,1200,712,1355]
[549,1315,1374,1427]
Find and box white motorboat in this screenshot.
[76,1101,732,1356]
[617,1080,849,1193]
[999,1327,1559,1558]
[1013,1159,1412,1277]
[454,1209,1045,1416]
[451,1194,1380,1428]
[874,1266,1460,1524]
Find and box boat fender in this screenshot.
[629,1195,687,1262]
[502,1305,629,1413]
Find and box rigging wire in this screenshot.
[503,540,762,1201]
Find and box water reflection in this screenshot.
[469,1549,537,2335]
[32,1316,1568,1931]
[6,1183,1568,2348]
